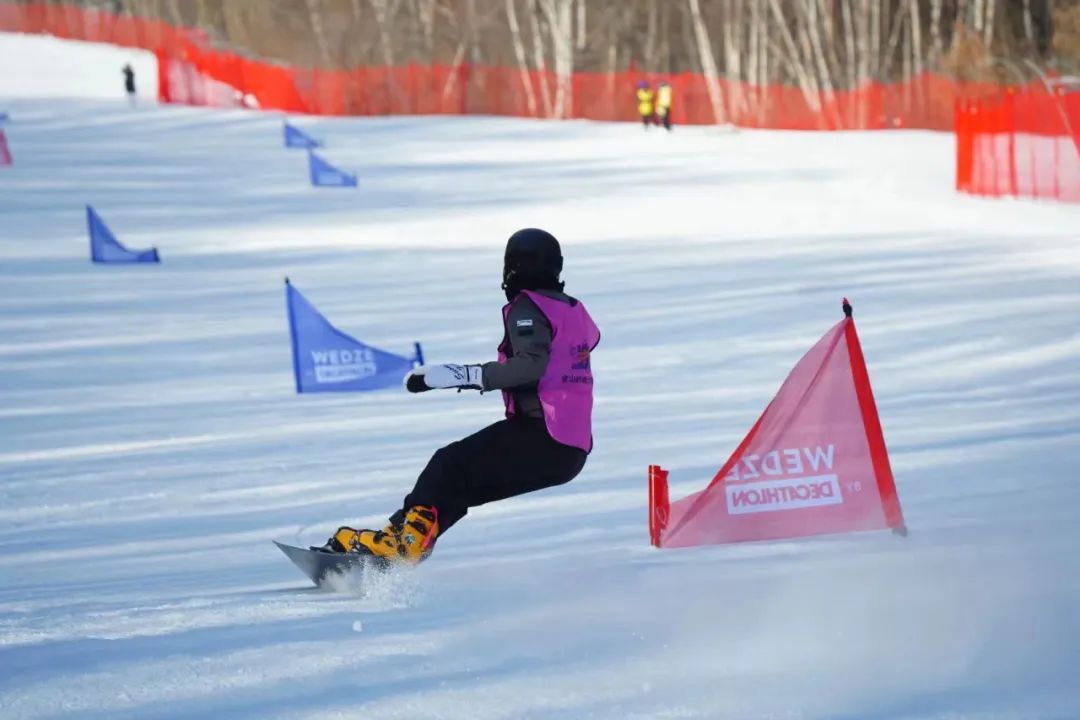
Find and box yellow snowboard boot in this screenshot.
[326,506,439,565]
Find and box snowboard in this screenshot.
[274,540,374,587]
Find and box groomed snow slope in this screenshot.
[2,33,1080,720]
[0,32,156,100]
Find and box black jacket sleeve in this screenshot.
[481,296,551,391]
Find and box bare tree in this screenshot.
[304,0,332,66]
[687,0,726,123]
[536,0,574,118]
[1021,0,1035,49]
[413,0,437,60]
[769,0,822,118]
[527,0,554,117]
[798,0,838,125]
[575,0,585,51]
[908,0,923,78]
[882,2,909,79]
[983,0,996,48]
[722,0,746,119]
[369,0,401,68]
[506,0,538,115]
[929,0,945,65]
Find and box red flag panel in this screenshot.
[654,309,904,548]
[0,129,12,167]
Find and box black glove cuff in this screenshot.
[406,374,432,393]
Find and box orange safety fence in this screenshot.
[956,87,1080,203]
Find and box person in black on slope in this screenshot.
[122,64,136,106]
[322,229,601,565]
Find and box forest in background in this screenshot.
[19,1,1080,108]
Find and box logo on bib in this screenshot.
[570,343,592,370]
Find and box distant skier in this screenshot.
[636,80,655,128]
[656,81,673,131]
[322,229,600,564]
[122,64,136,106]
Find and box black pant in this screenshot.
[397,417,587,534]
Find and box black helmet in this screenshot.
[502,228,564,300]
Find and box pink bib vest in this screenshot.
[498,290,600,452]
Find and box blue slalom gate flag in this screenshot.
[0,112,9,124]
[283,122,320,149]
[87,206,160,264]
[286,279,422,393]
[308,150,357,187]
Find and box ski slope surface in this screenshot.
[2,33,1080,720]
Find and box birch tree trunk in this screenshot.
[854,0,870,88]
[658,0,671,74]
[575,0,585,51]
[854,0,871,126]
[768,0,821,116]
[747,0,763,120]
[882,2,909,79]
[929,0,944,65]
[817,0,842,86]
[983,0,996,48]
[800,0,839,127]
[368,0,400,68]
[413,0,436,60]
[536,0,574,119]
[506,0,538,116]
[305,0,332,67]
[440,0,475,106]
[901,9,913,99]
[1021,0,1035,47]
[723,0,746,118]
[869,0,881,80]
[687,0,727,124]
[222,3,249,51]
[841,0,856,94]
[908,0,923,78]
[645,0,659,73]
[748,0,761,87]
[163,0,181,25]
[527,0,554,117]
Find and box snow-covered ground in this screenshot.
[2,33,1079,720]
[0,32,157,101]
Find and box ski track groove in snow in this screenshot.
[1,33,1079,720]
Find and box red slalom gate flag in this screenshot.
[0,129,11,167]
[650,300,906,549]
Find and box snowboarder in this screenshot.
[122,64,136,106]
[322,229,600,564]
[636,80,655,128]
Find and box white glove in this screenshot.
[404,364,484,393]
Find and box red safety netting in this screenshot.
[956,86,1080,203]
[0,0,992,131]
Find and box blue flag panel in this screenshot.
[87,206,160,264]
[284,122,320,149]
[308,150,357,187]
[286,280,420,393]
